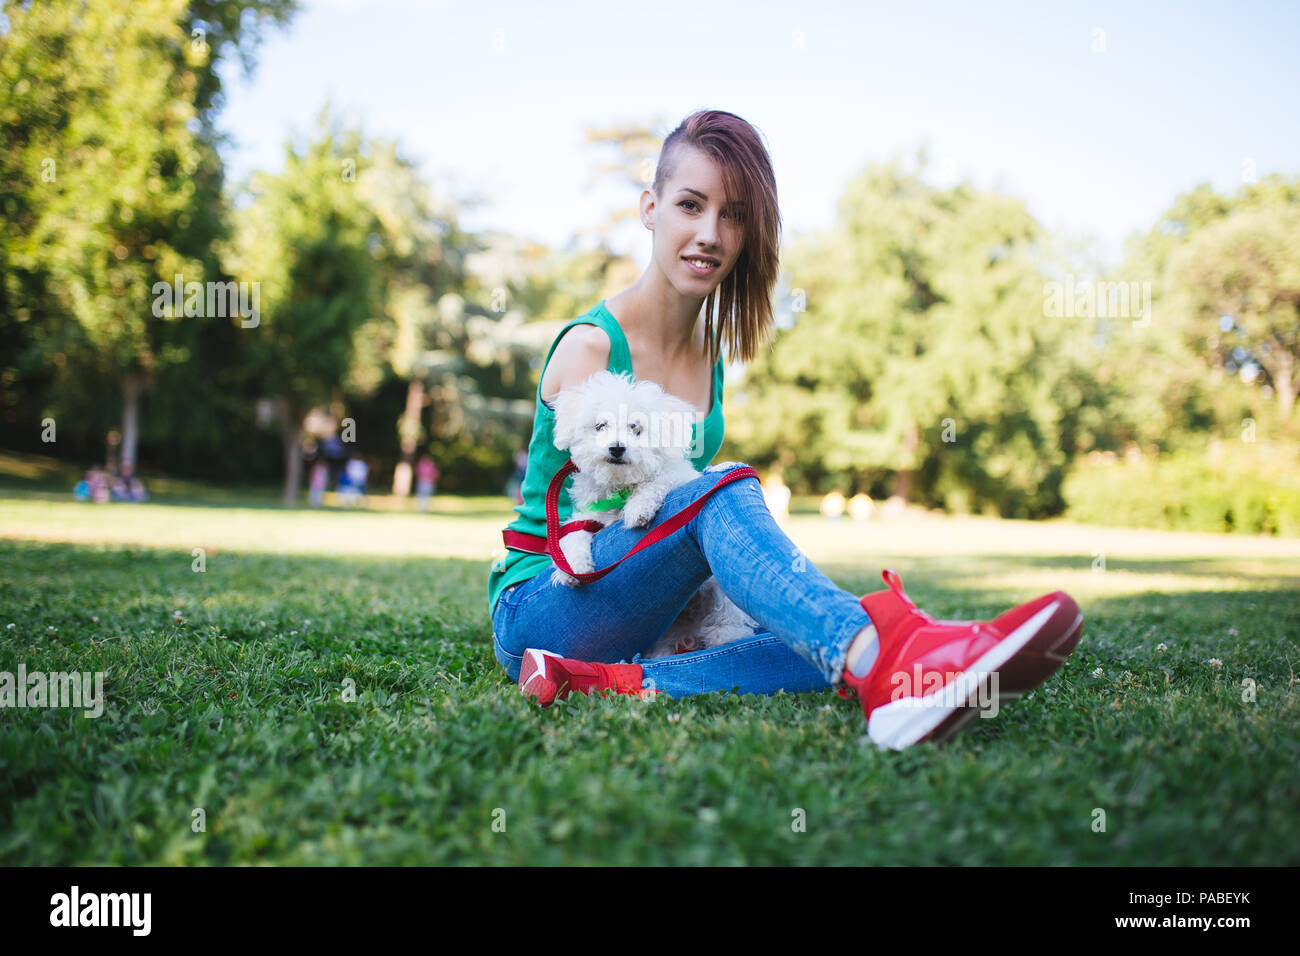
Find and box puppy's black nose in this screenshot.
[607,443,626,458]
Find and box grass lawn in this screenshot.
[1,473,1298,864]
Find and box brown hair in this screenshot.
[653,110,781,367]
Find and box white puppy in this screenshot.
[549,369,761,659]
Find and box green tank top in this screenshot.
[486,299,726,617]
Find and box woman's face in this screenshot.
[650,146,744,295]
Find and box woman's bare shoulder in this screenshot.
[540,323,612,404]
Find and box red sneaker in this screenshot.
[517,648,648,706]
[840,570,1083,750]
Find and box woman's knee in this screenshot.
[695,461,756,492]
[627,462,756,528]
[693,461,762,507]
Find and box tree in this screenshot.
[1169,204,1300,421]
[1111,174,1300,433]
[0,0,297,469]
[347,139,476,494]
[728,157,1087,517]
[224,106,380,503]
[577,119,667,248]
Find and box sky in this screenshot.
[215,0,1300,270]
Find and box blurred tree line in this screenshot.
[2,1,1297,518]
[729,155,1299,519]
[0,0,624,501]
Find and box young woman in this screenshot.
[486,110,1082,750]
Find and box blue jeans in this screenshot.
[490,463,873,698]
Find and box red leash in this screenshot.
[501,459,759,584]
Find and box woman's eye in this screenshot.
[594,422,606,432]
[681,199,740,222]
[631,425,641,435]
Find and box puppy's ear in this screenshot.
[551,383,583,451]
[553,370,613,451]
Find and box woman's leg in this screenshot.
[639,630,832,698]
[491,463,870,689]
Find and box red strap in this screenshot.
[549,459,758,583]
[504,520,604,553]
[500,459,760,585]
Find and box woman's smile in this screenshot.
[682,256,720,277]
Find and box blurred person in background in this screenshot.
[73,467,110,503]
[339,454,368,508]
[506,448,528,505]
[110,462,148,502]
[308,457,329,508]
[321,432,347,488]
[415,454,439,511]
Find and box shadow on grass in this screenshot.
[4,538,1296,644]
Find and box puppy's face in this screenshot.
[552,370,698,491]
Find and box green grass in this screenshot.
[1,483,1298,864]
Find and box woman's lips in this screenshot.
[683,257,719,276]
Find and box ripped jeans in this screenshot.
[490,463,873,698]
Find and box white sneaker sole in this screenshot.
[866,601,1062,751]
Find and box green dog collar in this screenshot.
[587,487,632,512]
